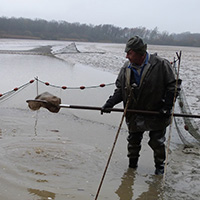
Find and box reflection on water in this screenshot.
[116,168,164,200]
[136,176,163,200]
[115,168,136,200]
[28,188,55,200]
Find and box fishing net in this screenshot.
[177,89,200,143]
[52,42,80,54]
[27,92,61,113]
[0,45,53,56]
[173,57,200,145]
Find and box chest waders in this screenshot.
[125,67,166,174]
[125,68,142,168]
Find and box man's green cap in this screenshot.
[125,36,147,55]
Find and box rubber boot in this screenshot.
[127,132,143,169]
[129,157,138,169]
[155,163,165,175]
[153,145,166,175]
[148,129,166,175]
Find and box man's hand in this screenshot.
[159,107,172,117]
[101,103,113,115]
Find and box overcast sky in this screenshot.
[0,0,199,34]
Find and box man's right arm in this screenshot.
[101,68,124,114]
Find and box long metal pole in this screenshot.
[59,104,200,119]
[26,100,200,119]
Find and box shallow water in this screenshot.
[0,41,123,200]
[0,39,200,200]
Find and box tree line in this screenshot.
[0,17,200,47]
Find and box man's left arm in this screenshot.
[161,60,181,115]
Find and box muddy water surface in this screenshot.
[0,39,200,200]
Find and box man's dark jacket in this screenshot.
[105,53,176,132]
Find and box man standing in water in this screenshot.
[101,36,177,175]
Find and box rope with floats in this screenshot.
[0,80,35,104]
[0,78,115,103]
[34,77,114,90]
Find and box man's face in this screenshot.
[126,50,144,65]
[126,50,138,63]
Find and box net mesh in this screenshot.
[27,92,61,113]
[173,56,200,145]
[53,42,80,54]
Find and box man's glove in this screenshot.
[101,102,113,115]
[159,91,175,117]
[159,107,172,117]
